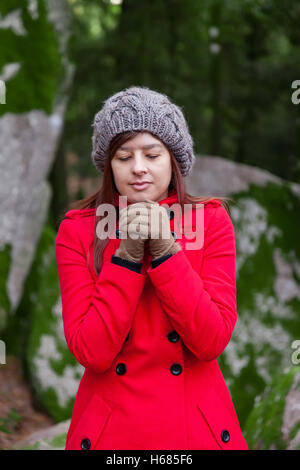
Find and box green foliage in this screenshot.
[20,442,40,450]
[0,408,22,434]
[0,0,62,115]
[50,432,67,448]
[244,365,300,450]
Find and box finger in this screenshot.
[129,217,150,231]
[129,201,154,208]
[144,199,159,205]
[120,210,149,227]
[127,206,150,216]
[128,201,158,215]
[128,223,149,240]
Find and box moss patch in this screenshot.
[50,432,67,448]
[244,365,300,449]
[16,222,83,422]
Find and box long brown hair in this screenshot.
[58,131,234,276]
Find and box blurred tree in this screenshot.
[63,0,300,189]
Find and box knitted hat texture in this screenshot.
[91,86,195,177]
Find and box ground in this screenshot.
[0,356,56,450]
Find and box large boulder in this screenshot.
[0,0,73,335]
[186,157,300,429]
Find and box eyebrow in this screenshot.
[117,143,163,152]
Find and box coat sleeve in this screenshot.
[55,218,146,374]
[147,205,237,362]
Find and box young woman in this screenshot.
[55,86,249,450]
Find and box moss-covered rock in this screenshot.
[244,365,300,450]
[0,0,73,338]
[18,222,83,422]
[218,180,300,428]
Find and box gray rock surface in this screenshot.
[0,0,74,329]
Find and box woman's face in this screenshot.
[111,132,172,203]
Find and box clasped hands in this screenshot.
[114,200,181,263]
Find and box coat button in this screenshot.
[116,363,127,375]
[168,330,180,343]
[115,229,122,239]
[166,208,174,220]
[221,429,230,443]
[81,438,91,450]
[171,231,177,241]
[170,363,182,375]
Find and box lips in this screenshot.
[131,182,151,190]
[131,181,151,185]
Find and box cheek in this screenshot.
[112,164,125,183]
[160,161,172,178]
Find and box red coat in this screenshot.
[55,189,249,450]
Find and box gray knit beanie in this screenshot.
[91,86,195,177]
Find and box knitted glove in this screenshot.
[114,202,153,263]
[144,199,182,260]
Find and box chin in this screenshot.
[129,187,154,198]
[129,193,151,203]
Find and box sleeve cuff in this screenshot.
[111,255,142,273]
[151,253,173,269]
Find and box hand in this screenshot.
[144,199,182,260]
[114,202,153,263]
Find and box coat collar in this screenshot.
[114,187,179,210]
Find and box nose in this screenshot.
[132,155,148,174]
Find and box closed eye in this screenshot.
[119,155,159,161]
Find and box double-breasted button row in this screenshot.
[117,330,181,378]
[116,361,182,376]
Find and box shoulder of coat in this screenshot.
[202,198,222,208]
[201,199,228,233]
[63,208,96,221]
[58,208,96,237]
[57,209,96,243]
